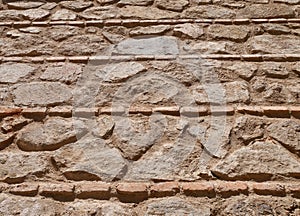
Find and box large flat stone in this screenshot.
[120,6,179,19]
[0,63,35,84]
[237,4,295,18]
[17,117,88,151]
[212,141,300,180]
[155,0,189,12]
[114,36,179,55]
[12,82,72,106]
[41,63,82,83]
[53,137,127,181]
[183,6,235,18]
[208,25,251,42]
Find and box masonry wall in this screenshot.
[0,0,299,215]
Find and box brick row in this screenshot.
[1,54,300,63]
[0,106,299,118]
[0,181,299,202]
[0,18,300,28]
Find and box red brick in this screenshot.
[236,106,263,116]
[290,106,300,119]
[75,182,111,199]
[214,181,248,197]
[9,183,39,196]
[0,107,22,117]
[47,106,72,117]
[181,182,215,197]
[252,182,285,196]
[40,183,75,201]
[116,183,148,203]
[286,184,300,198]
[150,182,179,197]
[262,106,290,118]
[153,106,180,115]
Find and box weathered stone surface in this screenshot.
[262,24,291,35]
[208,25,251,42]
[1,116,32,133]
[0,63,35,84]
[183,6,235,18]
[92,116,115,139]
[0,153,49,182]
[19,27,41,34]
[60,1,93,12]
[274,0,300,3]
[144,197,210,215]
[267,120,300,155]
[7,1,45,9]
[0,10,22,21]
[114,36,179,55]
[259,62,289,78]
[17,117,87,151]
[12,82,72,106]
[96,62,145,82]
[248,35,300,54]
[80,6,118,19]
[193,81,250,104]
[120,6,179,19]
[129,25,170,36]
[189,41,235,54]
[41,63,82,83]
[118,0,154,6]
[174,23,204,39]
[96,0,117,4]
[53,137,127,181]
[155,0,189,12]
[51,9,77,21]
[49,26,80,41]
[237,4,295,18]
[263,82,297,104]
[21,9,51,20]
[227,62,257,80]
[0,133,14,150]
[212,141,300,180]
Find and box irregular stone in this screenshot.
[129,25,170,36]
[0,10,22,21]
[21,9,51,20]
[96,62,145,82]
[6,29,22,38]
[232,116,265,145]
[19,27,41,34]
[262,24,291,35]
[41,2,57,10]
[267,120,300,155]
[16,117,87,151]
[92,116,115,139]
[155,0,189,12]
[212,141,300,180]
[0,153,49,182]
[189,41,235,54]
[96,0,117,4]
[102,31,125,43]
[259,62,289,78]
[227,62,257,80]
[114,36,179,55]
[144,197,210,215]
[80,6,118,19]
[12,82,72,106]
[274,0,300,4]
[7,1,45,9]
[248,35,300,54]
[0,63,35,84]
[120,6,179,19]
[41,63,82,83]
[263,83,296,103]
[237,4,295,18]
[183,6,235,18]
[173,23,204,39]
[60,1,93,12]
[51,9,77,20]
[49,26,80,41]
[1,116,32,133]
[0,133,14,150]
[53,137,127,181]
[292,62,300,75]
[118,0,154,6]
[193,81,250,104]
[208,25,251,42]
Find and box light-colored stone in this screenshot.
[227,62,257,80]
[237,4,295,18]
[49,26,80,41]
[19,27,41,34]
[51,9,77,21]
[7,1,45,9]
[22,9,51,20]
[259,62,289,78]
[114,36,179,55]
[80,6,118,19]
[12,82,72,106]
[60,1,93,12]
[0,153,49,182]
[248,35,300,54]
[120,6,179,19]
[183,6,235,18]
[96,62,145,82]
[212,141,300,180]
[0,63,35,84]
[92,116,115,139]
[189,41,235,54]
[174,23,204,39]
[262,24,291,35]
[41,63,82,83]
[208,25,251,42]
[130,25,170,36]
[17,117,87,151]
[118,0,154,6]
[155,0,189,12]
[53,137,127,181]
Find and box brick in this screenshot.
[47,106,72,117]
[181,182,215,197]
[150,182,179,197]
[116,182,148,202]
[262,106,290,118]
[214,181,248,197]
[0,107,22,117]
[129,106,152,115]
[180,106,208,116]
[290,106,300,119]
[21,107,47,121]
[9,183,39,196]
[40,183,75,201]
[236,106,263,116]
[153,106,180,115]
[286,184,300,198]
[72,108,98,118]
[75,182,111,199]
[252,182,286,196]
[209,106,235,116]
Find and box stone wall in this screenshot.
[0,0,299,215]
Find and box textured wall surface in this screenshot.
[0,0,299,215]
